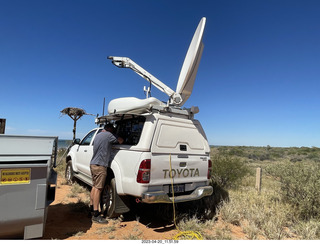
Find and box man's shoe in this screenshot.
[92,215,108,224]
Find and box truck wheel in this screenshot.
[100,178,120,218]
[65,161,75,185]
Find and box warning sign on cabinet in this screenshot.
[0,168,31,185]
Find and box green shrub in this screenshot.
[266,162,320,220]
[227,147,246,157]
[211,155,251,189]
[248,152,271,161]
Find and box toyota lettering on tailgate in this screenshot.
[163,168,199,178]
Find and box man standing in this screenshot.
[89,123,123,224]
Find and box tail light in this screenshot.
[207,159,212,179]
[137,159,151,183]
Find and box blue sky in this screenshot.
[1,0,320,147]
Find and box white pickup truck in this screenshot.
[65,17,213,218]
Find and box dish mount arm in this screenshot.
[108,56,183,105]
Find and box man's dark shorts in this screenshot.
[90,164,107,190]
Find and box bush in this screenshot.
[266,162,320,220]
[218,190,295,239]
[211,155,251,189]
[292,219,320,239]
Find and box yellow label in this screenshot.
[0,168,31,185]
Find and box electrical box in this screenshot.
[0,135,58,239]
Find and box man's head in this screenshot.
[104,123,114,132]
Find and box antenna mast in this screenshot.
[107,56,183,105]
[102,97,105,116]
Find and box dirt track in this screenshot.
[42,176,246,240]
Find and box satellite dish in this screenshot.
[176,17,206,106]
[108,17,206,108]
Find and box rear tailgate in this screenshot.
[150,117,210,191]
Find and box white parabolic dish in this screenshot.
[176,17,206,106]
[107,17,206,115]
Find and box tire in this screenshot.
[65,160,75,185]
[100,178,121,218]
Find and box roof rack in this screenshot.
[95,105,199,125]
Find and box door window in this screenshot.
[80,130,96,146]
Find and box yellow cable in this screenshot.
[169,154,203,240]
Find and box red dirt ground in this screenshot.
[42,176,247,240]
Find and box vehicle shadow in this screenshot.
[123,183,229,232]
[43,202,92,240]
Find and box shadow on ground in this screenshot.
[122,183,229,231]
[43,202,92,240]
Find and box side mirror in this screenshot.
[73,138,81,145]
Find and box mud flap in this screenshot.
[114,194,130,214]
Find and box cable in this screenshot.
[169,154,203,240]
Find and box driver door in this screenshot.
[76,129,97,176]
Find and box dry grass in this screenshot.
[94,218,122,237]
[67,182,89,198]
[217,185,296,239]
[122,222,143,240]
[210,145,320,240]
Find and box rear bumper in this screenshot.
[141,185,213,204]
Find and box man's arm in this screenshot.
[109,132,124,145]
[117,137,124,144]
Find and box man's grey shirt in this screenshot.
[90,131,118,167]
